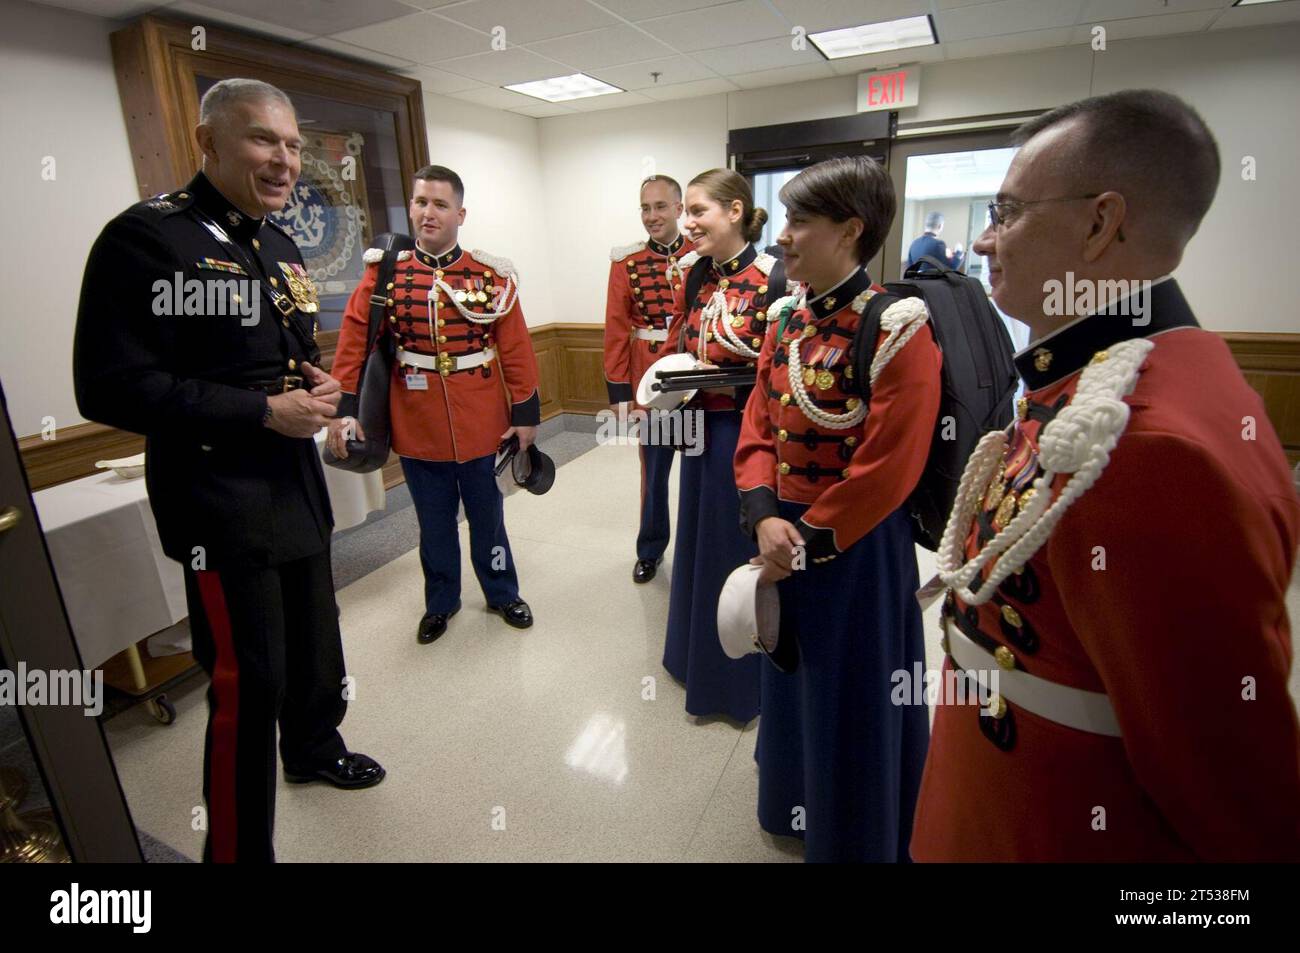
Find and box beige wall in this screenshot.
[419,91,555,331]
[0,0,555,438]
[553,24,1294,335]
[3,3,1297,439]
[537,94,727,328]
[0,0,139,438]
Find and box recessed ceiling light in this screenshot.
[1233,1,1288,6]
[808,15,938,60]
[505,73,623,103]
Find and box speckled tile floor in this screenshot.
[83,421,1300,862]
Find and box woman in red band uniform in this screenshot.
[733,157,941,861]
[661,169,773,722]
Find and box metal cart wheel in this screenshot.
[147,694,177,725]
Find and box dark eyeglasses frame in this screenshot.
[986,193,1124,241]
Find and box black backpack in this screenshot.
[771,255,1017,549]
[854,255,1017,549]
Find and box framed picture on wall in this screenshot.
[268,127,373,293]
[109,14,429,357]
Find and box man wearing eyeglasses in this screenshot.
[911,89,1300,861]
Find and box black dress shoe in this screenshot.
[487,599,533,629]
[633,557,663,584]
[417,603,460,644]
[284,752,386,789]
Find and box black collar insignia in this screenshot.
[647,233,685,257]
[415,243,463,270]
[710,243,756,277]
[1014,279,1200,391]
[189,172,264,243]
[806,267,872,321]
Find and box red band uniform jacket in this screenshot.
[734,269,942,559]
[331,242,540,462]
[667,243,775,412]
[604,233,693,405]
[910,280,1300,861]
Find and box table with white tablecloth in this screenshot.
[32,431,384,671]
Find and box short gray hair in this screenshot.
[199,78,294,127]
[1011,89,1220,247]
[924,211,944,231]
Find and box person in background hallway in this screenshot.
[907,211,964,272]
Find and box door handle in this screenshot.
[0,506,23,534]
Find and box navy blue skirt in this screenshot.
[663,409,761,722]
[756,502,930,862]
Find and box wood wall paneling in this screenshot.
[1223,332,1300,465]
[21,327,1299,490]
[554,324,610,416]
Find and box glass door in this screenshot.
[888,133,1030,352]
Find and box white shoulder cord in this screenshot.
[936,337,1154,604]
[702,290,761,359]
[786,293,929,430]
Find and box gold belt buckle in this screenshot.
[282,375,304,392]
[274,293,296,316]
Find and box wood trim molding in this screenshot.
[23,327,1297,491]
[1223,332,1300,465]
[19,322,606,492]
[110,15,428,202]
[19,423,145,493]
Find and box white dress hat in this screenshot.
[717,563,789,669]
[636,352,699,412]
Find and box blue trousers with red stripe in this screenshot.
[184,548,347,863]
[636,441,674,561]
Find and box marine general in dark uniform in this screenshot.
[73,78,384,863]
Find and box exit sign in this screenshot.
[857,66,920,113]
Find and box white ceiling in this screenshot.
[904,146,1017,199]
[28,0,1300,117]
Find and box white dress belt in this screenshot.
[633,327,668,342]
[944,619,1122,737]
[397,346,496,372]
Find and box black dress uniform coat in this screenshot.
[73,171,352,863]
[74,171,332,569]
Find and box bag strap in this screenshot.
[678,257,714,352]
[764,258,787,306]
[904,255,954,279]
[684,257,711,316]
[365,250,403,356]
[849,291,904,403]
